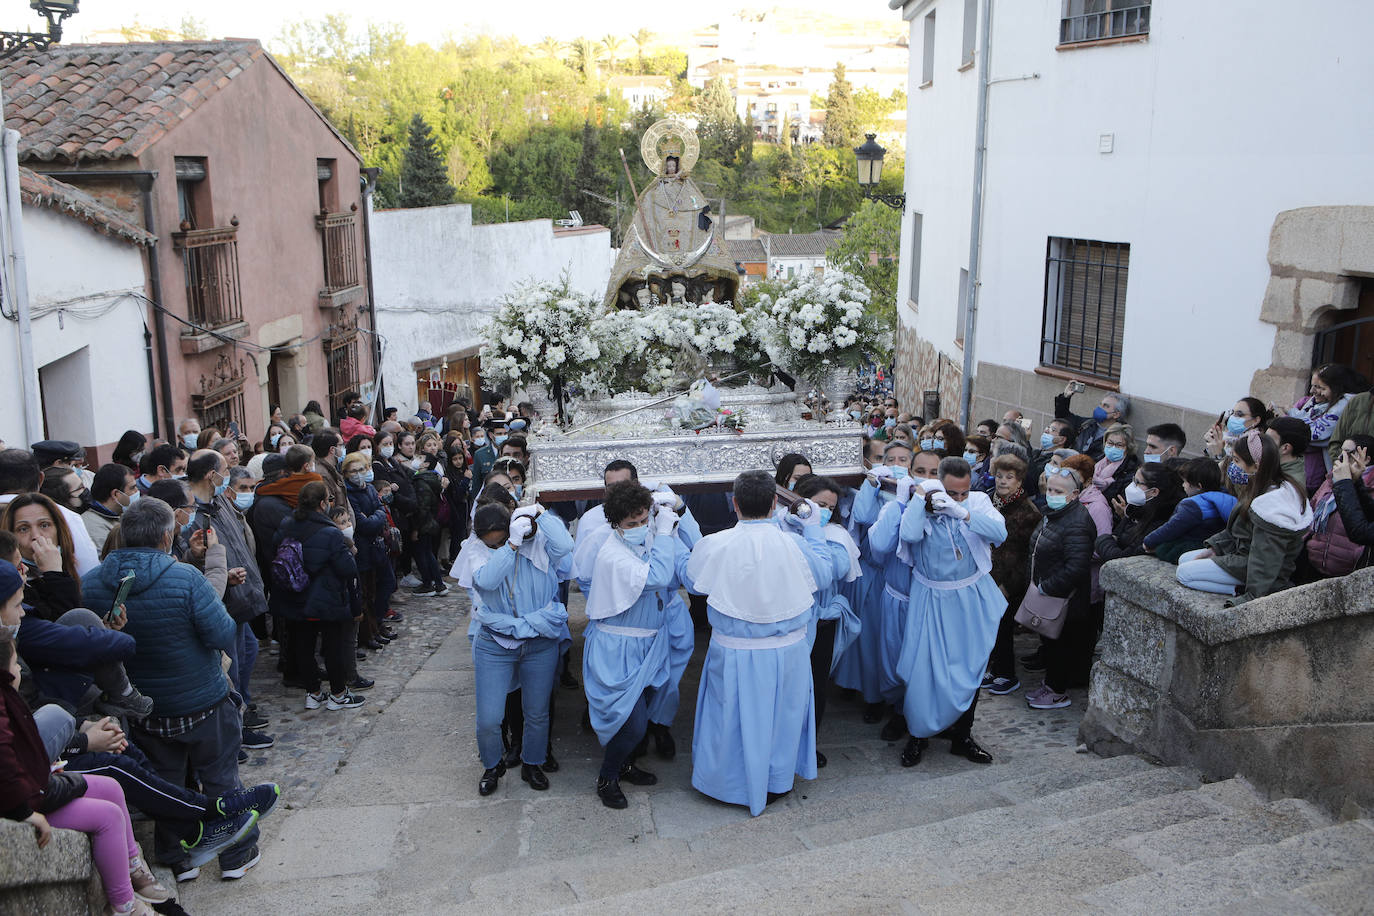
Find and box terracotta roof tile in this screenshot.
[0,40,265,164]
[18,166,156,247]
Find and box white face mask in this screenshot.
[341,525,355,540]
[1124,483,1150,506]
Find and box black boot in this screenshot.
[862,702,886,724]
[618,763,658,786]
[649,723,676,761]
[880,713,908,742]
[521,763,550,790]
[597,777,627,809]
[900,736,928,768]
[542,747,559,773]
[949,735,993,765]
[816,750,828,768]
[478,762,506,796]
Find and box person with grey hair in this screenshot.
[81,497,262,881]
[1055,380,1128,460]
[684,469,841,816]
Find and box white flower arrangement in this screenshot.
[481,280,603,395]
[750,270,889,382]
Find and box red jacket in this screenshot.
[0,669,51,821]
[340,417,377,442]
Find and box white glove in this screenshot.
[652,507,677,535]
[870,465,896,480]
[798,499,824,528]
[929,492,969,520]
[508,516,534,547]
[895,475,918,505]
[651,491,680,511]
[512,505,542,521]
[918,478,946,495]
[783,510,806,533]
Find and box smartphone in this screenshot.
[107,571,135,623]
[227,420,241,439]
[1071,381,1085,393]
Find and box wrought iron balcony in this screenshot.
[317,206,363,306]
[172,218,243,331]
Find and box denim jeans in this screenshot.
[413,533,444,589]
[472,633,559,769]
[227,621,259,707]
[32,703,76,762]
[133,695,259,869]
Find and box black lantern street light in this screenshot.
[1,1,79,60]
[853,133,905,211]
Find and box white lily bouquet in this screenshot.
[752,271,890,382]
[481,279,603,396]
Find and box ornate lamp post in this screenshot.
[1,1,78,59]
[853,133,905,211]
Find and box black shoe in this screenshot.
[375,632,393,645]
[478,763,506,796]
[1021,648,1046,672]
[503,743,523,769]
[880,714,908,743]
[949,735,993,765]
[521,764,550,791]
[650,724,676,761]
[560,668,579,689]
[355,649,368,661]
[379,626,398,640]
[237,748,249,764]
[365,638,385,651]
[900,736,928,768]
[241,707,269,731]
[862,702,886,724]
[542,749,559,773]
[618,763,658,786]
[816,750,828,768]
[346,676,374,691]
[597,777,627,809]
[241,729,274,750]
[766,789,791,805]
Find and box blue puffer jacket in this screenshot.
[81,548,235,717]
[269,512,359,622]
[344,481,390,573]
[16,615,134,712]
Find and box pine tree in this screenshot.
[823,63,860,149]
[398,114,456,209]
[568,122,613,228]
[697,77,742,163]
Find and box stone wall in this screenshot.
[0,817,102,914]
[1080,556,1374,818]
[894,321,962,420]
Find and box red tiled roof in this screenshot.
[18,166,155,246]
[0,40,265,164]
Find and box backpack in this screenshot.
[271,537,310,592]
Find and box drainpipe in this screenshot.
[360,167,385,425]
[958,0,994,427]
[2,127,43,443]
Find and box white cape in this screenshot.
[583,528,657,620]
[686,522,817,624]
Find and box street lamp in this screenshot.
[854,133,905,211]
[1,1,79,60]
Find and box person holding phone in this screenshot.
[1330,437,1374,547]
[1054,380,1129,460]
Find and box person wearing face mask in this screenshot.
[582,482,693,808]
[178,418,202,453]
[112,431,148,475]
[341,453,398,650]
[407,454,450,599]
[1141,458,1236,564]
[370,432,420,592]
[471,423,499,485]
[1055,381,1129,460]
[134,445,187,497]
[308,430,354,531]
[1095,464,1185,564]
[892,457,1007,767]
[1203,397,1272,459]
[39,466,91,520]
[1177,431,1313,606]
[1092,423,1140,503]
[1023,466,1095,710]
[774,454,813,491]
[963,435,993,492]
[1288,366,1364,493]
[83,465,137,554]
[1033,418,1074,488]
[187,452,272,748]
[983,454,1042,696]
[1141,423,1186,467]
[454,501,571,797]
[261,424,287,457]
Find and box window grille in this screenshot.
[1041,237,1129,381]
[1060,0,1150,45]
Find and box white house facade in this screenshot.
[890,0,1374,444]
[370,204,614,414]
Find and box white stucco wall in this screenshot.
[0,204,153,453]
[370,204,614,415]
[898,0,1374,413]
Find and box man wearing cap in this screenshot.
[473,422,502,485]
[32,440,93,490]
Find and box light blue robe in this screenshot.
[686,520,837,816]
[833,483,885,701]
[896,495,1007,738]
[466,515,575,669]
[583,533,694,744]
[865,496,914,704]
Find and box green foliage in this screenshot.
[399,114,457,208]
[696,77,743,165]
[827,199,902,329]
[854,88,907,134]
[823,63,859,149]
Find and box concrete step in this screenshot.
[455,753,1160,910]
[1111,792,1330,869]
[484,765,1203,913]
[1079,819,1374,914]
[1293,863,1374,915]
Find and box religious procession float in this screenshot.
[479,119,890,500]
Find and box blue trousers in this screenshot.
[600,687,653,782]
[472,633,558,769]
[227,621,259,707]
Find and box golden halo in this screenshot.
[640,119,700,177]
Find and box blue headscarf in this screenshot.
[0,559,21,607]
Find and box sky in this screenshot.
[51,0,898,48]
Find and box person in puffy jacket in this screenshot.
[271,482,363,711]
[341,453,396,648]
[1143,458,1238,563]
[1024,465,1096,711]
[1331,437,1374,548]
[1095,463,1185,564]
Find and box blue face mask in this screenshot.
[213,479,229,497]
[1040,432,1056,450]
[183,433,199,450]
[1103,446,1125,463]
[1227,462,1251,486]
[493,435,508,448]
[270,433,282,449]
[1046,493,1069,511]
[509,419,528,431]
[233,491,255,510]
[884,418,896,428]
[127,490,140,505]
[1143,453,1162,464]
[363,469,374,483]
[918,438,933,451]
[620,525,649,546]
[1225,415,1248,436]
[513,485,524,499]
[787,479,797,491]
[890,466,908,479]
[179,519,196,539]
[1092,406,1109,423]
[818,507,833,526]
[963,450,980,465]
[848,409,862,420]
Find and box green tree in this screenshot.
[631,28,654,71]
[827,199,901,327]
[823,63,860,148]
[569,121,614,228]
[398,114,456,208]
[697,77,742,164]
[600,35,624,73]
[537,36,563,59]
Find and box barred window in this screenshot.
[1060,0,1150,45]
[326,333,361,421]
[1041,238,1129,381]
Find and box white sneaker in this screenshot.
[326,691,365,710]
[304,691,325,710]
[219,847,261,880]
[398,573,423,588]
